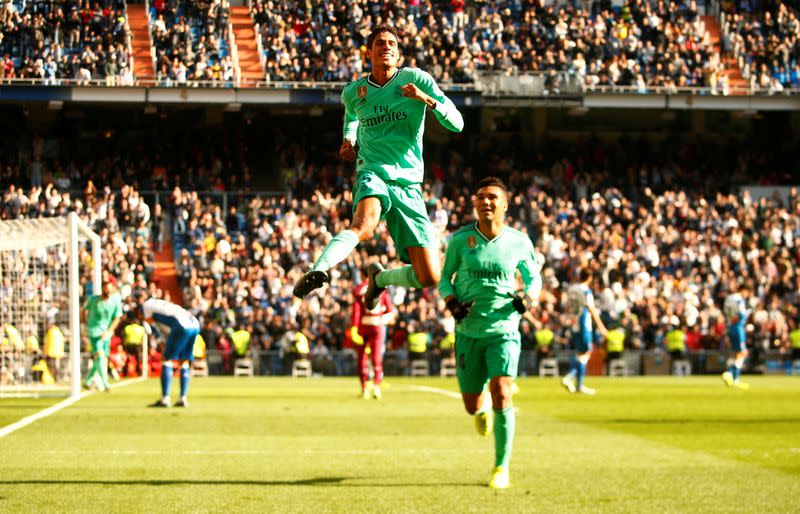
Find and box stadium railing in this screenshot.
[2,74,797,97]
[199,348,779,377]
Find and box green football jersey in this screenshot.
[341,67,464,186]
[438,224,541,336]
[84,293,122,338]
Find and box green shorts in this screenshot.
[353,171,435,264]
[455,332,521,394]
[89,335,110,356]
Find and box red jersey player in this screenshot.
[351,277,396,399]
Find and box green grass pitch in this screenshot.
[1,376,798,513]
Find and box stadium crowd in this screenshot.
[150,0,236,85]
[249,0,730,90]
[0,0,797,93]
[153,132,800,376]
[2,130,800,376]
[0,0,134,84]
[722,0,800,93]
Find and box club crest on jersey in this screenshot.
[467,236,477,249]
[357,86,368,99]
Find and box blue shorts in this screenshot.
[729,328,747,353]
[154,313,200,362]
[571,331,593,354]
[163,325,200,362]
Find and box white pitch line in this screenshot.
[110,376,147,390]
[409,384,462,399]
[0,376,146,439]
[0,391,90,439]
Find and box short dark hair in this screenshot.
[578,268,593,283]
[476,176,507,193]
[367,24,399,50]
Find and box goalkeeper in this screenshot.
[82,276,123,392]
[438,177,541,490]
[350,264,396,400]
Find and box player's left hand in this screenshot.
[511,294,530,314]
[401,83,432,105]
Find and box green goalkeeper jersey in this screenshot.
[84,293,122,339]
[438,224,541,336]
[341,67,464,186]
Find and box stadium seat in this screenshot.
[608,359,628,377]
[538,358,558,377]
[440,358,456,377]
[191,360,209,377]
[291,359,312,378]
[233,358,254,377]
[672,360,692,376]
[792,360,800,375]
[410,359,430,377]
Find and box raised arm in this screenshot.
[405,69,464,133]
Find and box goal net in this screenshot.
[0,213,100,397]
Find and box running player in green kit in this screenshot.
[438,177,542,489]
[293,24,464,308]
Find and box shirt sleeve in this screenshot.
[517,239,542,301]
[342,89,359,143]
[112,295,123,319]
[412,68,464,133]
[437,235,461,300]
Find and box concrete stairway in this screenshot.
[230,6,264,85]
[128,4,155,82]
[702,14,747,94]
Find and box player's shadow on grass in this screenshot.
[2,479,479,487]
[2,478,349,487]
[602,418,800,424]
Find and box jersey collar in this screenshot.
[367,68,400,88]
[474,222,505,243]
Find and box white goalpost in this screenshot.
[0,213,100,397]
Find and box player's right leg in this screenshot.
[84,336,108,391]
[485,333,522,489]
[456,335,492,436]
[175,327,199,407]
[151,330,182,407]
[575,351,595,395]
[370,328,386,400]
[367,183,439,309]
[731,350,749,389]
[293,175,387,299]
[355,343,370,399]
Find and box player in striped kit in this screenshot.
[350,270,397,399]
[723,284,751,389]
[562,269,607,396]
[136,297,201,408]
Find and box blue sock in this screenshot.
[180,366,191,397]
[733,366,741,381]
[568,358,578,377]
[161,364,173,397]
[576,362,586,389]
[728,364,737,378]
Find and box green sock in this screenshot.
[98,356,110,389]
[494,407,515,468]
[85,358,99,386]
[376,265,423,288]
[311,230,359,272]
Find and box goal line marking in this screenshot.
[0,376,145,439]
